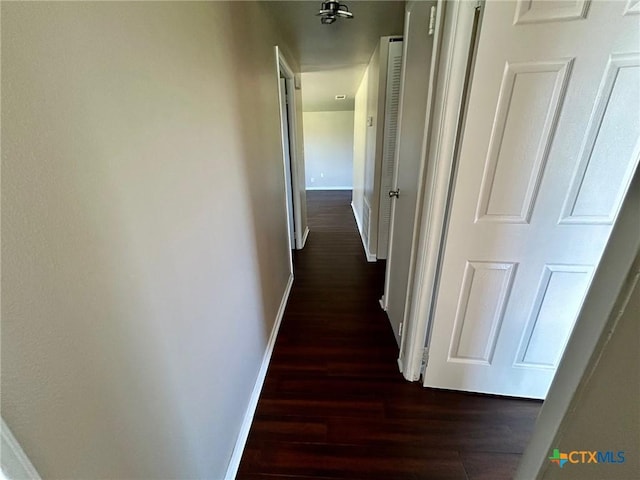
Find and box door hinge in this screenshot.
[420,347,429,373]
[428,6,437,35]
[398,322,403,338]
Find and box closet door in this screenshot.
[376,39,403,259]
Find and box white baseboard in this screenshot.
[224,273,294,479]
[1,419,42,480]
[351,201,364,235]
[300,226,310,249]
[306,186,353,191]
[379,296,387,311]
[351,202,377,263]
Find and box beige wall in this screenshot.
[303,111,355,190]
[351,41,383,258]
[544,254,640,479]
[363,41,383,256]
[1,2,302,478]
[352,66,369,234]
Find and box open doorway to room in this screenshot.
[300,68,358,194]
[276,47,307,263]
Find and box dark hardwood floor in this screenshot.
[237,190,541,480]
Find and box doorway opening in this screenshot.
[276,47,308,271]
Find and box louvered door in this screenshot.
[376,40,403,259]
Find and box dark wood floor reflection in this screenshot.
[237,190,541,480]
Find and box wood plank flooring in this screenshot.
[237,190,541,480]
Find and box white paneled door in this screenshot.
[424,0,640,399]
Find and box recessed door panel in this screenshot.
[449,262,517,364]
[477,60,572,223]
[562,54,640,224]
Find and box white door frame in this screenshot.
[399,0,479,380]
[275,47,305,259]
[1,418,42,479]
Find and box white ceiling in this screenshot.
[266,1,406,112]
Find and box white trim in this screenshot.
[301,226,310,249]
[305,186,353,191]
[277,76,296,259]
[1,419,41,480]
[225,273,294,480]
[351,202,377,262]
[275,47,305,253]
[351,201,364,235]
[379,297,387,311]
[401,0,477,382]
[397,356,404,373]
[275,48,294,268]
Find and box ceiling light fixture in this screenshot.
[316,1,354,24]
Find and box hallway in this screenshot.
[237,190,541,479]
